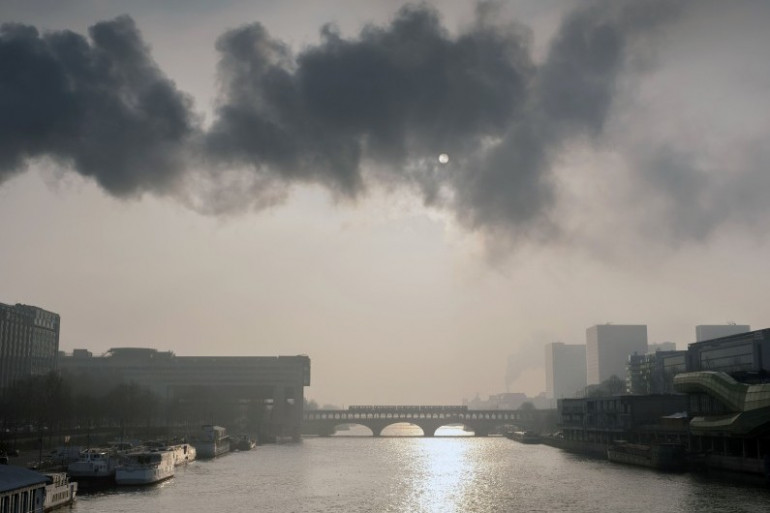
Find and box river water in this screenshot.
[72,426,770,513]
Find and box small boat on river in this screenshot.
[235,436,256,451]
[192,425,231,458]
[115,450,175,486]
[168,443,196,465]
[66,448,121,486]
[146,441,197,466]
[505,431,542,444]
[43,472,77,511]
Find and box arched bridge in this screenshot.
[303,405,556,437]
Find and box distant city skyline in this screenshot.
[2,1,770,406]
[50,319,755,405]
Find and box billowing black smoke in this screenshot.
[207,5,534,199]
[0,16,196,196]
[0,2,682,237]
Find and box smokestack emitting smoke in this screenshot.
[0,2,691,240]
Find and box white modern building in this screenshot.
[586,324,648,385]
[695,324,750,342]
[545,342,587,402]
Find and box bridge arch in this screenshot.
[330,423,374,436]
[378,422,425,437]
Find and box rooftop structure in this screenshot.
[0,465,47,513]
[686,327,770,379]
[648,341,677,353]
[695,324,750,342]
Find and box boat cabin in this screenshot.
[0,466,47,513]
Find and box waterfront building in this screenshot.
[626,350,687,395]
[0,302,60,391]
[59,348,311,440]
[555,327,770,477]
[674,370,770,476]
[545,342,586,402]
[586,324,647,385]
[646,328,770,477]
[695,324,750,342]
[558,394,688,448]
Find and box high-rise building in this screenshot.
[545,342,587,401]
[695,324,751,342]
[0,302,61,391]
[586,324,647,385]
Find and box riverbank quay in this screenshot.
[541,433,770,482]
[540,435,608,458]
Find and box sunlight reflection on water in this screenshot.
[411,436,474,513]
[73,437,770,513]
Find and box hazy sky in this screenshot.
[2,1,769,406]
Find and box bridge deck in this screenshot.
[305,409,531,422]
[302,407,555,437]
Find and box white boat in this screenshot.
[115,450,175,486]
[66,449,120,484]
[166,443,197,465]
[504,430,542,444]
[234,435,256,451]
[43,473,77,511]
[192,425,230,458]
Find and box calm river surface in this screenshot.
[73,426,770,513]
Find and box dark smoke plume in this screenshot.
[0,16,196,196]
[1,2,683,240]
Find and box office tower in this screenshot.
[586,324,647,385]
[545,342,587,400]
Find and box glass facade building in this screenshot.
[686,328,770,378]
[0,302,60,391]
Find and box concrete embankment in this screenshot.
[539,436,608,458]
